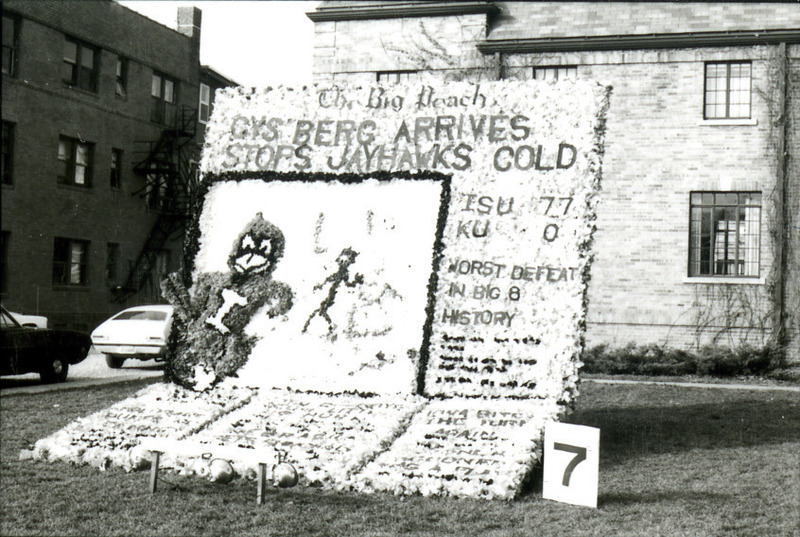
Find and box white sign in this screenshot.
[543,422,600,508]
[201,81,610,401]
[193,176,447,394]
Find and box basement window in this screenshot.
[376,71,418,84]
[533,66,577,81]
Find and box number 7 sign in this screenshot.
[543,422,600,508]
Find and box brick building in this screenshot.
[307,1,800,361]
[2,0,234,331]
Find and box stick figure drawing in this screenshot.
[302,247,364,338]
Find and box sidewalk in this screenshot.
[584,376,800,392]
[0,351,163,396]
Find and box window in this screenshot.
[151,72,177,124]
[110,148,122,188]
[376,71,418,84]
[689,192,761,277]
[2,121,14,185]
[115,56,128,98]
[2,14,19,77]
[58,136,93,186]
[106,242,119,284]
[704,61,751,119]
[53,237,89,285]
[145,164,171,211]
[0,231,8,295]
[199,83,211,123]
[63,36,98,92]
[156,249,171,280]
[533,66,577,81]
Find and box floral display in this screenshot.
[26,382,255,471]
[173,389,427,486]
[23,81,609,500]
[350,398,565,499]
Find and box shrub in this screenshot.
[581,343,783,377]
[695,344,780,377]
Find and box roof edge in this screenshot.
[307,1,499,22]
[477,29,800,54]
[201,65,238,87]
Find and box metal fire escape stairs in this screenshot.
[114,106,198,303]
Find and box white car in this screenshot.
[91,305,174,368]
[6,310,48,329]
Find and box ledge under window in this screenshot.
[682,276,766,285]
[697,118,758,126]
[52,284,90,292]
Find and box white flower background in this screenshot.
[25,81,609,499]
[194,178,444,394]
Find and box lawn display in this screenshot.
[25,80,609,499]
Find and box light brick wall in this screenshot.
[504,47,783,353]
[308,4,800,361]
[313,14,496,83]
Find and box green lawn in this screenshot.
[1,379,798,537]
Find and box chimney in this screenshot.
[177,6,202,40]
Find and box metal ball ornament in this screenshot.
[208,458,235,484]
[273,462,298,488]
[128,445,151,471]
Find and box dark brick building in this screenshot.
[1,0,234,331]
[307,1,800,361]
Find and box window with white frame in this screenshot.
[199,83,211,123]
[533,65,577,81]
[704,61,751,119]
[58,136,93,187]
[689,192,761,277]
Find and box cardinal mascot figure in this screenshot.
[162,213,293,390]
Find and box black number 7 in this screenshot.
[553,442,587,486]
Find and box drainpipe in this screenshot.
[774,42,788,361]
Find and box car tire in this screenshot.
[105,354,126,369]
[40,354,69,383]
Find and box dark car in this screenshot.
[1,306,91,383]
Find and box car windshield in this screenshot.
[112,310,167,321]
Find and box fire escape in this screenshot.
[113,105,198,303]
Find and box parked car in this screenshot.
[6,310,48,329]
[1,306,91,383]
[91,305,174,368]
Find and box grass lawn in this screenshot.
[1,378,798,537]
